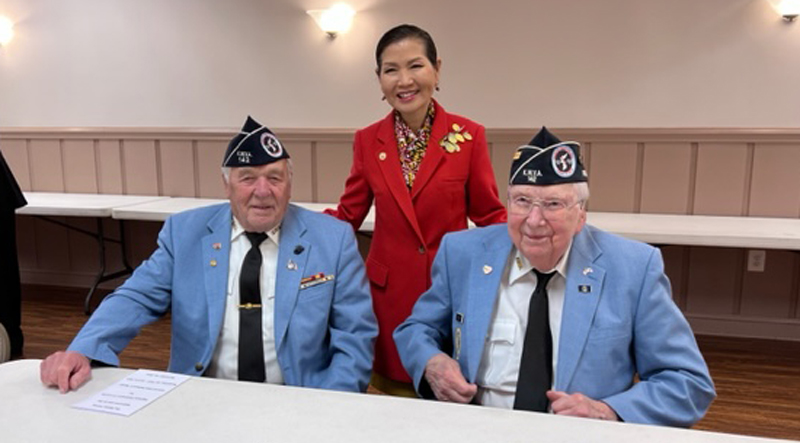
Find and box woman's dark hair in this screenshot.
[375,24,438,72]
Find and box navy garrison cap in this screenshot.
[509,127,587,185]
[222,116,290,167]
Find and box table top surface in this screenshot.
[16,192,169,217]
[16,192,800,249]
[110,198,377,232]
[587,212,800,250]
[0,360,791,443]
[110,197,228,220]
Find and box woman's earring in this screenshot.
[435,84,440,92]
[381,95,386,101]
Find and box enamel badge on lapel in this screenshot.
[582,267,593,276]
[287,260,297,270]
[579,285,591,293]
[212,243,221,250]
[483,265,492,275]
[379,152,387,161]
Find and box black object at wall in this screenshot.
[0,148,27,356]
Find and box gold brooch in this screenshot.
[440,123,473,153]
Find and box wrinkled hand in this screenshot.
[424,353,477,403]
[40,351,92,393]
[547,390,618,421]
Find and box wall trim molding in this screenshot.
[3,127,800,144]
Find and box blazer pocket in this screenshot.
[587,324,632,342]
[442,174,468,183]
[298,284,333,303]
[366,257,389,288]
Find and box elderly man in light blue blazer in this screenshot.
[41,117,377,393]
[394,127,715,426]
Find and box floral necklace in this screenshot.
[394,103,436,190]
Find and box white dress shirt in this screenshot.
[205,217,284,384]
[475,242,574,408]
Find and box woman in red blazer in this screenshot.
[326,24,506,394]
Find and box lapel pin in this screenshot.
[294,245,305,255]
[209,260,217,267]
[212,242,222,250]
[515,257,523,270]
[379,152,387,161]
[579,285,592,293]
[455,312,464,323]
[582,267,593,276]
[287,260,297,270]
[483,265,492,275]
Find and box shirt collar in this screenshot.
[508,240,574,285]
[231,216,281,246]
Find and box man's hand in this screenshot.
[547,390,619,421]
[424,353,477,403]
[40,351,92,393]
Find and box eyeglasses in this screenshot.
[508,195,583,219]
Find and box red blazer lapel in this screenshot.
[410,101,447,200]
[375,114,425,243]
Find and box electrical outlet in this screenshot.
[747,250,766,272]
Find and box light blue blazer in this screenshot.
[394,224,715,426]
[69,203,378,392]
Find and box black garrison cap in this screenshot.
[222,116,290,167]
[509,127,587,185]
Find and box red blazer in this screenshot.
[326,101,506,382]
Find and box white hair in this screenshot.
[573,182,590,207]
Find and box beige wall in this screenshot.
[4,126,800,340]
[1,0,799,129]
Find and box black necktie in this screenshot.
[514,270,556,412]
[238,232,268,382]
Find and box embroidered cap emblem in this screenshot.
[552,145,576,178]
[261,132,284,158]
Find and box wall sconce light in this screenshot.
[779,0,800,21]
[0,16,14,47]
[307,3,355,38]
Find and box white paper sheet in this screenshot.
[72,369,190,417]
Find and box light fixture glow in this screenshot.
[780,0,800,21]
[0,16,14,46]
[307,4,355,38]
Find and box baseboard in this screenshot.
[687,313,800,341]
[20,269,124,290]
[19,269,800,342]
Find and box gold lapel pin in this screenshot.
[378,152,387,161]
[210,260,217,267]
[483,265,492,275]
